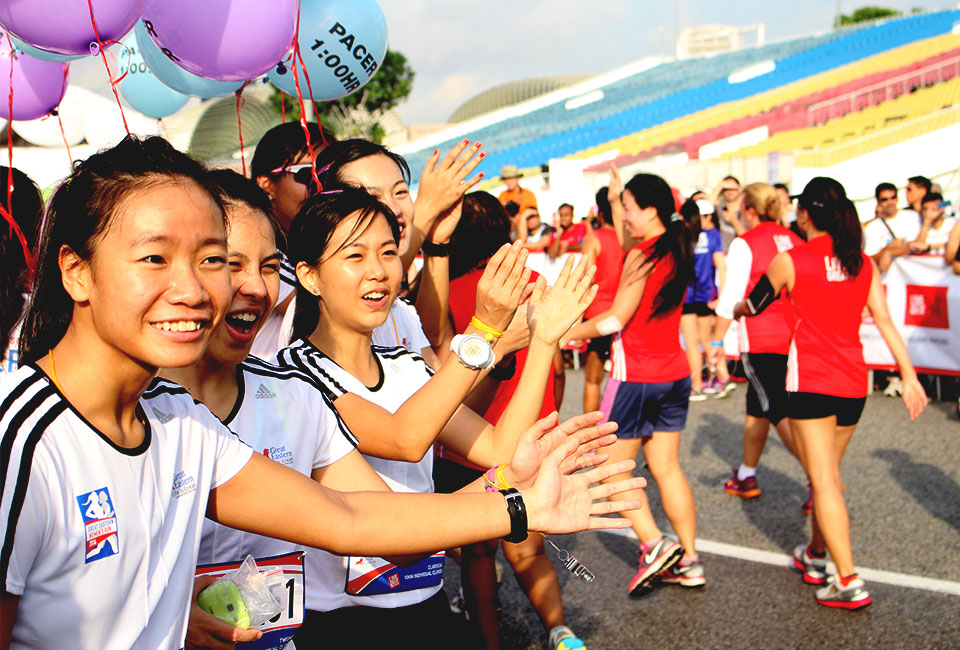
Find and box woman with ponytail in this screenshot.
[565,173,702,596]
[710,182,804,501]
[734,176,927,610]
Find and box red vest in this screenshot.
[786,235,872,398]
[739,222,803,354]
[610,236,689,383]
[584,228,623,319]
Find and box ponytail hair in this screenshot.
[797,176,863,279]
[623,173,694,317]
[742,182,782,223]
[19,135,224,366]
[1,166,43,350]
[287,187,400,341]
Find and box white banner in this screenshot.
[860,255,960,376]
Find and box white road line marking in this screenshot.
[599,529,960,596]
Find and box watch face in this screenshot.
[456,334,493,368]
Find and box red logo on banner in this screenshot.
[903,285,949,329]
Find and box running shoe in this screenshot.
[723,470,761,498]
[802,483,813,515]
[689,388,708,402]
[660,556,705,588]
[627,537,683,597]
[711,379,737,398]
[791,544,827,585]
[549,625,586,650]
[702,377,721,394]
[815,574,873,610]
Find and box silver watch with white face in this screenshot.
[450,334,496,371]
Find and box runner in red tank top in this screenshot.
[711,183,804,500]
[566,173,703,596]
[735,177,926,611]
[433,191,597,650]
[579,187,625,413]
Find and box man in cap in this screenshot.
[498,164,539,219]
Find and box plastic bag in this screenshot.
[197,555,287,628]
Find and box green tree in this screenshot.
[270,49,414,143]
[839,6,902,25]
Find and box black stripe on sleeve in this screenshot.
[0,384,56,507]
[1,400,68,595]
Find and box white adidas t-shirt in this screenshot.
[274,340,438,610]
[191,357,357,611]
[277,294,431,357]
[0,366,253,650]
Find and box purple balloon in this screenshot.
[0,45,68,120]
[141,0,297,82]
[0,0,144,57]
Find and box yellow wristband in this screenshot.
[495,464,511,490]
[470,316,504,342]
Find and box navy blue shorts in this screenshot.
[602,376,692,438]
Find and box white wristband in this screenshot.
[596,316,623,336]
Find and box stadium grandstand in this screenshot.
[395,7,960,214]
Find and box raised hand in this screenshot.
[522,432,645,534]
[526,254,598,345]
[474,240,533,332]
[415,140,485,232]
[607,163,623,203]
[505,411,628,490]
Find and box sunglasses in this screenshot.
[271,163,315,186]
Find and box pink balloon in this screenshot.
[0,39,69,121]
[0,0,145,57]
[141,0,297,82]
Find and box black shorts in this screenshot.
[741,352,788,425]
[432,456,483,494]
[787,392,866,427]
[585,334,613,362]
[682,302,715,317]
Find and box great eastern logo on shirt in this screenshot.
[76,488,119,564]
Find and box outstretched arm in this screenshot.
[208,435,645,557]
[565,248,647,342]
[864,260,927,420]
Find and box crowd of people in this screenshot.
[0,119,942,650]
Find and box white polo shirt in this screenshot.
[274,341,440,610]
[188,357,357,611]
[1,366,253,650]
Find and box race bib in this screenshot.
[195,552,305,650]
[345,552,445,596]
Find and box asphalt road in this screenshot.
[442,370,960,649]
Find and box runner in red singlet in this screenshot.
[435,192,586,650]
[565,173,702,596]
[711,183,803,499]
[579,186,624,413]
[734,177,927,610]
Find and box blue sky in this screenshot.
[380,0,955,124]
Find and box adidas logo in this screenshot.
[255,384,276,399]
[151,407,174,424]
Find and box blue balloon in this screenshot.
[134,21,242,98]
[10,36,84,62]
[269,0,387,102]
[118,33,188,119]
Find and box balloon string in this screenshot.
[4,32,14,229]
[290,3,322,191]
[235,81,250,177]
[0,201,34,273]
[280,93,285,123]
[86,0,128,134]
[55,110,73,166]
